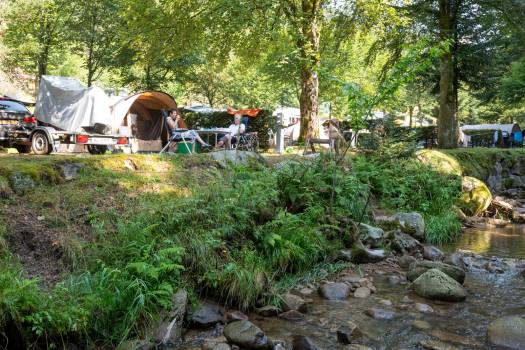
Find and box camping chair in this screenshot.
[234,116,259,152]
[159,110,195,154]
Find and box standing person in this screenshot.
[166,109,211,148]
[217,114,246,148]
[322,118,346,155]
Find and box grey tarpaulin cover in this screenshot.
[35,76,113,132]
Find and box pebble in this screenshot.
[365,308,396,320]
[402,296,413,303]
[379,299,393,307]
[353,287,371,299]
[412,319,432,330]
[387,275,401,285]
[415,303,434,313]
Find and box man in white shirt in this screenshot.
[217,114,246,148]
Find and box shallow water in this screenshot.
[250,225,525,349]
[443,224,525,259]
[181,225,525,349]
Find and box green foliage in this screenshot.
[500,58,525,106]
[353,155,462,243]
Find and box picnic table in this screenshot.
[197,128,232,146]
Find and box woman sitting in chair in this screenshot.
[166,109,210,148]
[216,114,246,148]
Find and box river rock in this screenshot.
[418,339,461,350]
[412,320,432,330]
[191,303,225,327]
[353,287,371,299]
[358,223,384,246]
[153,289,188,346]
[393,212,425,239]
[338,249,353,262]
[412,269,467,302]
[351,242,386,263]
[444,252,465,269]
[278,310,305,322]
[387,275,402,285]
[487,316,525,349]
[379,299,393,307]
[291,335,320,350]
[423,245,444,261]
[389,231,422,254]
[256,306,280,317]
[415,302,434,313]
[223,320,271,350]
[407,261,465,284]
[202,336,228,350]
[365,308,395,320]
[336,321,360,344]
[212,344,231,350]
[319,282,350,300]
[458,176,492,216]
[398,255,417,269]
[281,293,308,313]
[225,310,248,323]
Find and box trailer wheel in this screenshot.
[31,131,51,155]
[87,145,108,155]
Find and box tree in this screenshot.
[67,0,122,86]
[2,0,69,88]
[500,59,525,106]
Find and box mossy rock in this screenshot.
[457,176,492,216]
[416,150,462,176]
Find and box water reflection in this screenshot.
[444,224,525,258]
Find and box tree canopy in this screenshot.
[1,0,524,143]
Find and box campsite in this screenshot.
[2,1,525,350]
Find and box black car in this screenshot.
[0,98,36,152]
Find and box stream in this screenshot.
[180,224,525,349]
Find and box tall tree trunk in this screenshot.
[298,0,320,142]
[438,0,458,148]
[408,106,414,128]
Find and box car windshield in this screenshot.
[0,100,29,113]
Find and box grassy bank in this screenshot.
[0,152,461,348]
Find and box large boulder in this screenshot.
[358,223,384,247]
[223,320,271,350]
[407,260,465,284]
[457,176,492,216]
[487,316,525,349]
[412,269,467,302]
[393,212,425,239]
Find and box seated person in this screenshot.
[217,114,246,148]
[166,109,210,148]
